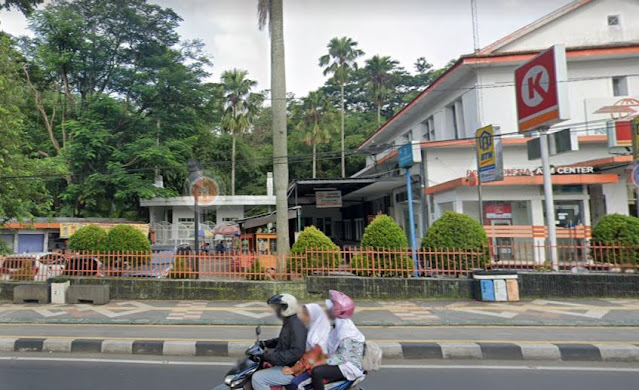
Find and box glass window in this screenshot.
[612,76,628,97]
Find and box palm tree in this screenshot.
[221,69,258,195]
[258,0,290,254]
[364,55,399,126]
[319,37,364,178]
[298,91,335,178]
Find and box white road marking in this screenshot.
[1,356,639,373]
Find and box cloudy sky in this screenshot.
[0,0,574,96]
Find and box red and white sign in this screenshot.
[515,44,569,132]
[484,203,512,220]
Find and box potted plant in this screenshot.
[48,276,70,304]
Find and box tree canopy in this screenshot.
[0,0,453,223]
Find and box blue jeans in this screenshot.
[252,367,294,390]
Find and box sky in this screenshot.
[0,0,574,97]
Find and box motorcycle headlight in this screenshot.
[224,375,235,386]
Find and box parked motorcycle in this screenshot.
[221,326,366,390]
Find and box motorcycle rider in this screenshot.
[309,291,365,390]
[251,293,308,390]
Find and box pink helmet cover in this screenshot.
[328,290,355,319]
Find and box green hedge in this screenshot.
[68,226,107,252]
[592,214,639,265]
[289,226,340,275]
[355,215,413,277]
[101,225,151,266]
[421,211,489,270]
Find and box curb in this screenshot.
[2,337,639,362]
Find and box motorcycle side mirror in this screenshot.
[255,326,261,338]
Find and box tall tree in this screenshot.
[364,55,399,126]
[221,69,259,195]
[319,37,364,177]
[297,91,335,178]
[1,0,42,15]
[258,0,290,254]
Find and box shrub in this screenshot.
[67,226,107,252]
[289,226,340,275]
[361,214,408,250]
[354,215,413,277]
[421,211,489,270]
[101,225,151,267]
[351,253,414,277]
[591,214,639,265]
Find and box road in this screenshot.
[1,323,638,344]
[1,356,638,390]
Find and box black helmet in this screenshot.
[267,293,299,318]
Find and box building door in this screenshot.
[491,220,513,261]
[17,234,44,253]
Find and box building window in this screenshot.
[608,15,620,26]
[612,76,628,97]
[178,217,194,223]
[344,220,353,240]
[354,219,364,241]
[423,117,435,141]
[316,217,332,237]
[448,100,464,139]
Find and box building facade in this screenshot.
[353,0,639,258]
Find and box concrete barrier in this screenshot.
[13,284,49,304]
[68,285,110,305]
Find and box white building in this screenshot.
[140,173,276,245]
[354,0,639,260]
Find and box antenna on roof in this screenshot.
[471,0,480,53]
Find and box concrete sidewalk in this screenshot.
[2,298,639,326]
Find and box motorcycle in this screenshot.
[221,326,366,390]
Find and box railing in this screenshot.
[1,244,637,282]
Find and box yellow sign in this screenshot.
[476,125,496,169]
[60,223,150,239]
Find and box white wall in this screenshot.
[496,0,639,53]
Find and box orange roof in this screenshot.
[426,174,619,195]
[566,155,632,168]
[2,222,60,229]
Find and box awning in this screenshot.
[238,207,300,230]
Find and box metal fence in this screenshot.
[1,243,637,281]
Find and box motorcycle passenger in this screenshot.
[251,293,308,390]
[282,303,332,389]
[310,291,365,390]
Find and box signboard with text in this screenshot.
[475,125,503,182]
[316,191,343,208]
[398,142,421,168]
[515,44,569,132]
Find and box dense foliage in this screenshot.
[592,214,639,265]
[101,225,151,253]
[361,214,408,250]
[289,226,340,274]
[355,214,413,277]
[0,0,452,224]
[67,225,106,252]
[420,211,489,270]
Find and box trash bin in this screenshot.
[473,271,519,302]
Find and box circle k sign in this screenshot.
[515,44,569,132]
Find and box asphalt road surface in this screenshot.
[1,356,638,390]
